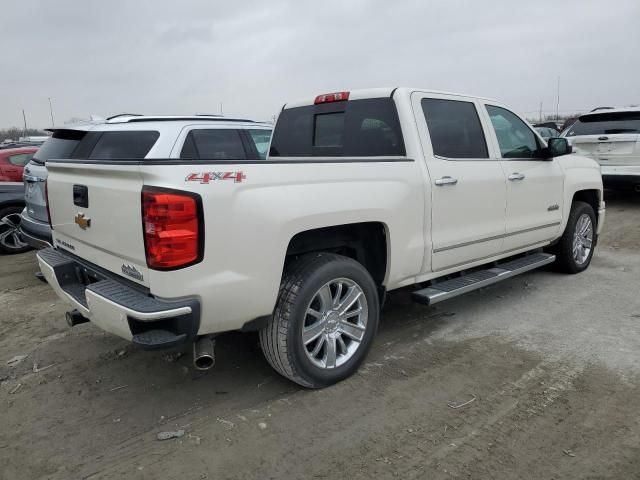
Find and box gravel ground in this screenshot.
[1,191,639,480]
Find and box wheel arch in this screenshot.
[560,178,603,235]
[0,201,26,212]
[284,221,389,288]
[572,189,600,218]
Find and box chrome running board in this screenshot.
[412,253,556,306]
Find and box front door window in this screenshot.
[486,105,540,159]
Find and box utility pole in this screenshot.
[539,101,543,123]
[48,97,55,127]
[220,102,223,116]
[555,76,560,121]
[22,109,27,138]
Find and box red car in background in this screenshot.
[0,147,38,182]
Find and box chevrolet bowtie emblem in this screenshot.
[74,213,91,229]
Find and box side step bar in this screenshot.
[412,253,556,306]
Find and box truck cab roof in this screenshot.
[283,87,499,109]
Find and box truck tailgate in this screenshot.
[46,161,149,286]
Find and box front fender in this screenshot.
[558,155,604,234]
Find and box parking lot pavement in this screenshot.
[1,192,639,480]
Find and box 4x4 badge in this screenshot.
[186,171,246,184]
[74,213,91,229]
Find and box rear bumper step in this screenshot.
[37,247,200,349]
[412,252,555,306]
[132,330,187,349]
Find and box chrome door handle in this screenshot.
[508,173,525,181]
[434,176,458,186]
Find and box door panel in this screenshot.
[412,92,507,272]
[482,104,564,251]
[429,161,507,270]
[500,160,563,250]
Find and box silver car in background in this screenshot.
[21,126,93,248]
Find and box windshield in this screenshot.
[565,112,640,136]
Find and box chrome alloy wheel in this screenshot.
[573,213,593,266]
[302,278,369,369]
[0,212,28,251]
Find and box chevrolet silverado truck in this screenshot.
[38,90,605,388]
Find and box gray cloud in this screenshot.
[1,0,638,128]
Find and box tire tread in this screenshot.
[554,201,596,274]
[259,253,358,388]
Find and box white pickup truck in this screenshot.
[39,89,605,388]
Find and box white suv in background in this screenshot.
[563,107,640,191]
[20,116,272,248]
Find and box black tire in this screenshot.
[0,206,31,255]
[553,201,596,274]
[260,253,380,388]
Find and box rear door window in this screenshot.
[421,98,489,159]
[565,112,640,136]
[180,129,247,160]
[270,98,405,157]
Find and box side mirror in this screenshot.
[545,137,572,158]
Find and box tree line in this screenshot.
[0,127,48,143]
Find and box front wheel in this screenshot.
[260,253,379,388]
[553,201,596,273]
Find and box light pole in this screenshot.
[22,109,27,138]
[48,97,55,127]
[555,76,560,121]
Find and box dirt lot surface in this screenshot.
[1,191,639,480]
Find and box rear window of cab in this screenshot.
[269,98,406,157]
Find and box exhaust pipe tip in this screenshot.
[194,354,215,370]
[193,336,216,371]
[66,309,89,327]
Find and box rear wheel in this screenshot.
[0,206,31,254]
[553,201,596,273]
[260,253,379,388]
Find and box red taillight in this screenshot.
[314,91,350,104]
[142,188,202,270]
[44,180,53,229]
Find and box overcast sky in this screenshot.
[1,0,639,129]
